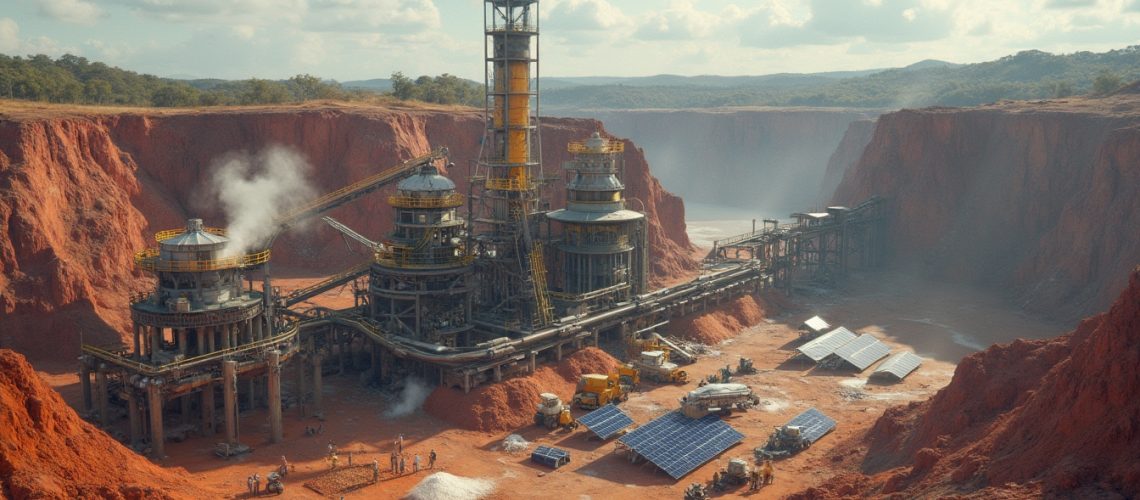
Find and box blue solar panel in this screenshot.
[531,446,571,468]
[576,404,634,440]
[618,411,743,479]
[784,408,836,444]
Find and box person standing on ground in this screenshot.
[413,454,421,473]
[399,455,406,475]
[428,449,437,469]
[390,450,398,472]
[761,460,774,485]
[372,459,380,483]
[348,451,353,466]
[247,475,254,495]
[397,434,404,455]
[253,473,261,495]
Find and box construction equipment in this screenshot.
[572,373,628,410]
[684,482,709,500]
[617,363,640,389]
[265,472,284,495]
[534,393,579,430]
[736,357,756,374]
[628,333,697,364]
[680,383,760,419]
[630,351,687,384]
[756,408,836,459]
[712,458,752,491]
[758,426,811,458]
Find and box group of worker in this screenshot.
[748,460,775,491]
[388,434,437,477]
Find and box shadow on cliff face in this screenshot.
[790,267,1140,499]
[579,109,879,215]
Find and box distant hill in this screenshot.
[542,47,1140,110]
[2,47,1137,110]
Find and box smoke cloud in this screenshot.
[384,377,432,418]
[209,145,318,257]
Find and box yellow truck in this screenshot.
[572,373,629,410]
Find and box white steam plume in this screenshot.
[384,377,432,418]
[209,145,317,257]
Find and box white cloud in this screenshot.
[36,0,104,25]
[0,18,19,53]
[544,0,631,31]
[304,0,441,33]
[634,1,745,41]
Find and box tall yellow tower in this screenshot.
[472,0,551,329]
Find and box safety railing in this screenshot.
[81,321,300,377]
[154,226,227,242]
[131,301,263,329]
[484,177,531,191]
[375,247,475,269]
[486,22,538,34]
[134,248,271,272]
[568,138,625,154]
[388,193,465,209]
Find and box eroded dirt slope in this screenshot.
[0,349,216,499]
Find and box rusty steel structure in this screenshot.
[79,0,887,458]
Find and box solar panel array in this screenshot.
[873,351,923,380]
[798,327,857,362]
[784,408,837,444]
[618,411,744,479]
[832,334,891,371]
[577,404,634,440]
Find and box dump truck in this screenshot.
[680,383,759,419]
[631,350,687,384]
[534,393,578,430]
[572,373,628,410]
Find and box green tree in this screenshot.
[239,78,291,104]
[84,79,112,104]
[391,71,416,100]
[151,84,200,107]
[1092,71,1124,95]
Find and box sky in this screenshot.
[0,0,1138,81]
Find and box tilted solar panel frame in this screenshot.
[832,334,891,371]
[577,404,634,440]
[873,351,923,380]
[797,326,857,362]
[618,411,744,480]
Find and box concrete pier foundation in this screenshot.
[268,350,283,443]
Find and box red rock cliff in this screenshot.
[0,102,695,362]
[793,266,1140,499]
[832,96,1140,321]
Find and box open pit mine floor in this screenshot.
[40,270,1065,499]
